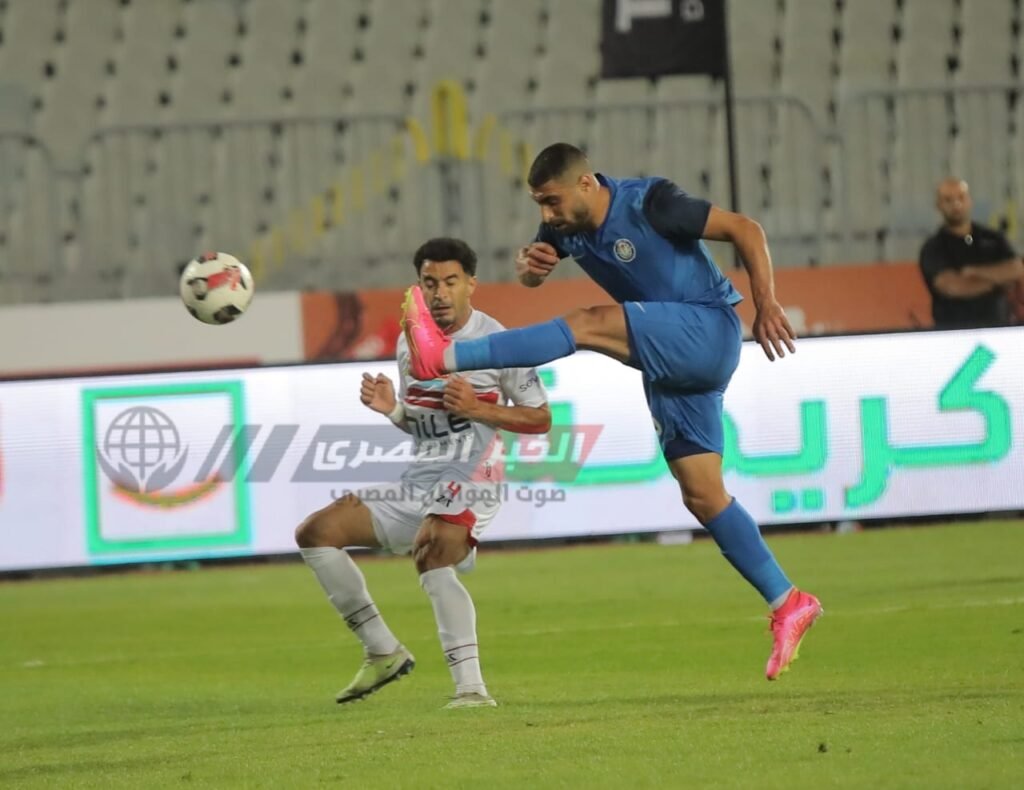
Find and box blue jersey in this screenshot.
[535,174,742,307]
[534,174,745,458]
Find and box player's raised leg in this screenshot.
[412,513,497,709]
[295,493,415,703]
[668,452,822,680]
[401,284,631,379]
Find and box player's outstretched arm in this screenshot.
[515,242,560,287]
[702,207,797,362]
[443,376,551,434]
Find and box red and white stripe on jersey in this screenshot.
[405,383,501,410]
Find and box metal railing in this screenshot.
[0,84,1020,305]
[0,132,61,303]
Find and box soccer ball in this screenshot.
[179,252,255,325]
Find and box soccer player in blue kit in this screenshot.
[403,143,822,680]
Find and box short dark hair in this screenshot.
[413,237,477,276]
[527,143,590,188]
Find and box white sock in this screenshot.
[300,547,400,656]
[442,345,457,372]
[420,567,487,696]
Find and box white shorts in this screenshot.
[359,479,502,568]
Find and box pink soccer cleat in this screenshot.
[401,286,450,380]
[765,588,823,680]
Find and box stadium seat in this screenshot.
[895,0,958,87]
[293,0,362,115]
[0,0,60,94]
[472,0,542,114]
[172,0,237,123]
[350,0,422,115]
[779,0,838,124]
[0,0,1022,300]
[101,1,179,127]
[34,0,118,167]
[230,0,298,119]
[957,0,1016,83]
[534,0,601,106]
[728,0,779,94]
[0,134,57,300]
[836,0,898,92]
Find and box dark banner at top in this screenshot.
[601,0,727,79]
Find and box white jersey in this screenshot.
[394,309,548,488]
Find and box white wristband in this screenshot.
[386,402,406,425]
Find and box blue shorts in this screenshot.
[623,301,742,459]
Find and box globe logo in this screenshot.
[96,406,189,493]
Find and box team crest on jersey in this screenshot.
[613,238,636,262]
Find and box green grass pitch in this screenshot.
[2,521,1023,788]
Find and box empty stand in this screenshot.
[0,0,1020,303]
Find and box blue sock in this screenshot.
[453,318,576,371]
[704,498,792,605]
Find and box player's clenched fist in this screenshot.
[442,375,480,419]
[360,372,396,414]
[515,242,560,282]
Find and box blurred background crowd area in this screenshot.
[0,0,1022,350]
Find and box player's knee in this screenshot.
[413,522,470,573]
[681,490,715,524]
[295,494,363,548]
[413,541,435,574]
[295,511,331,548]
[414,539,449,573]
[563,306,605,345]
[681,487,731,525]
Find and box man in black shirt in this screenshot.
[919,178,1023,329]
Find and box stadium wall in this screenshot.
[0,292,304,378]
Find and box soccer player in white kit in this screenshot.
[295,238,551,709]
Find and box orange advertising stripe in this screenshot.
[301,261,936,361]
